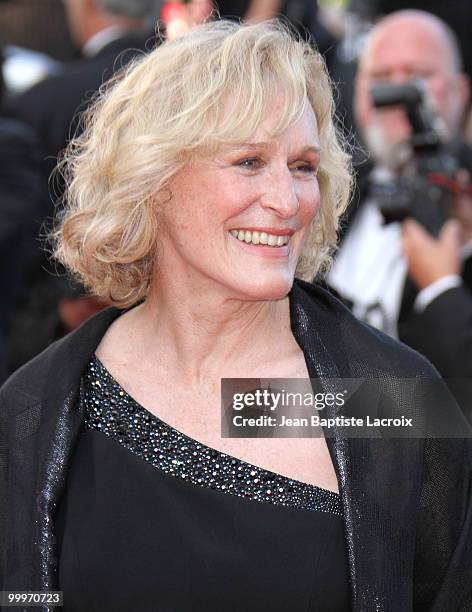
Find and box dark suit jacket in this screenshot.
[399,281,472,378]
[2,30,159,380]
[11,29,157,191]
[399,282,472,422]
[0,118,43,380]
[394,238,472,386]
[1,279,471,611]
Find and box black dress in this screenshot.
[55,356,351,611]
[3,281,472,609]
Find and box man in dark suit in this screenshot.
[12,0,159,187]
[0,47,44,382]
[3,0,159,377]
[328,10,472,382]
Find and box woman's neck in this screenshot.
[110,277,294,385]
[146,282,291,381]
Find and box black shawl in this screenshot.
[1,279,471,611]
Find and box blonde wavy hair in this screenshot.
[53,19,352,307]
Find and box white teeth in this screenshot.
[229,229,290,247]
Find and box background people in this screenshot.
[329,10,472,388]
[12,0,160,190]
[0,48,43,381]
[1,0,160,380]
[2,22,471,609]
[1,4,471,395]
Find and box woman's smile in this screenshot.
[229,228,292,258]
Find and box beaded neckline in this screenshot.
[82,355,342,516]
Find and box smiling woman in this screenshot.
[53,19,350,306]
[1,19,472,612]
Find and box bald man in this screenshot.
[355,9,468,165]
[329,10,472,382]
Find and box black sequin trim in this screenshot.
[82,356,342,516]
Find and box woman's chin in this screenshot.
[229,274,294,302]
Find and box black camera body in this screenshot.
[368,81,458,235]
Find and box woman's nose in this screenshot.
[259,168,299,218]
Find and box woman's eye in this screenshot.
[291,163,317,175]
[237,158,262,169]
[235,158,318,174]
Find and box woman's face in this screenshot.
[157,101,321,301]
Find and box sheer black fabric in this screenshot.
[1,279,471,611]
[54,356,349,611]
[55,429,350,611]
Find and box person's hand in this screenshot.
[401,218,462,289]
[450,169,472,244]
[162,0,213,41]
[162,2,191,40]
[188,0,213,26]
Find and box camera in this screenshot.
[368,80,459,235]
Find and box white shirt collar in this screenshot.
[82,26,126,58]
[328,200,407,338]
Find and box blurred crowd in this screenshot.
[0,0,471,419]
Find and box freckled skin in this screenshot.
[157,101,321,302]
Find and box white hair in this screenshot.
[53,20,352,307]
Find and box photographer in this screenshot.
[329,9,472,383]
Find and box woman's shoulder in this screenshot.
[0,307,122,413]
[291,280,471,436]
[290,278,439,380]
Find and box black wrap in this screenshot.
[1,279,471,611]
